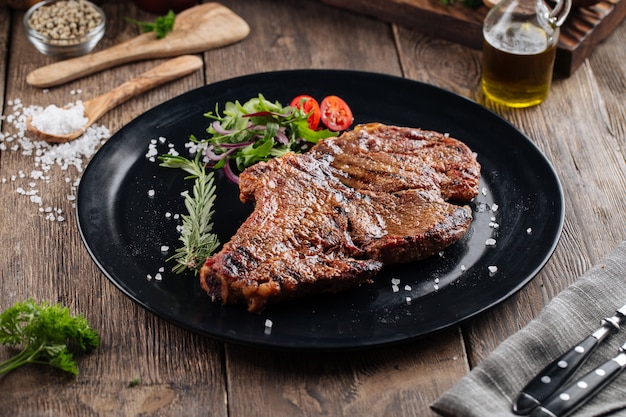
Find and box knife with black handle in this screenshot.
[512,304,626,415]
[529,340,626,417]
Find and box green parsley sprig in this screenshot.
[159,153,220,275]
[125,10,176,39]
[0,299,99,376]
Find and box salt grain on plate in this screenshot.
[485,238,497,246]
[264,319,273,335]
[488,265,498,276]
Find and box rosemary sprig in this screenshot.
[159,153,220,275]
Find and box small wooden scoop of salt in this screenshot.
[26,55,203,143]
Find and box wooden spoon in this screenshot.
[26,2,249,88]
[26,55,203,143]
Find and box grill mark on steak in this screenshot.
[200,123,481,313]
[311,123,480,202]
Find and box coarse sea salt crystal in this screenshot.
[0,99,110,221]
[30,102,88,135]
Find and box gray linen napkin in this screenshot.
[431,241,626,417]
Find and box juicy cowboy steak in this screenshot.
[199,123,481,312]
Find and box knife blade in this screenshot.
[529,339,626,417]
[512,304,626,415]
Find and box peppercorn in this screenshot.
[27,0,102,40]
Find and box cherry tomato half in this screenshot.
[320,95,353,131]
[290,95,321,130]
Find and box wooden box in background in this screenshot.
[319,0,626,76]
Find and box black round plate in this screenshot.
[77,70,564,350]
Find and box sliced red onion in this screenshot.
[275,130,289,145]
[243,110,293,118]
[223,160,240,184]
[211,120,234,135]
[204,145,236,161]
[220,141,254,149]
[204,145,222,161]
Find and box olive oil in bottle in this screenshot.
[481,0,571,108]
[482,24,557,108]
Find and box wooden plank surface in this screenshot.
[0,3,228,417]
[320,0,626,76]
[0,1,625,416]
[394,15,626,364]
[204,2,470,416]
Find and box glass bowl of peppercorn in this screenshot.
[24,0,106,59]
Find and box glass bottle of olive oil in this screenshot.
[481,0,572,108]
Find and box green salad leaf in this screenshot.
[196,94,338,182]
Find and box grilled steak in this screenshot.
[200,123,481,312]
[310,123,480,201]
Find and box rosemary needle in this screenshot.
[159,153,220,275]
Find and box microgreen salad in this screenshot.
[192,94,353,184]
[160,93,353,274]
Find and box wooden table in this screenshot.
[1,1,625,416]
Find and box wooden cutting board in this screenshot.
[319,0,626,76]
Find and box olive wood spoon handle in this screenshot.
[26,2,249,88]
[26,55,203,143]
